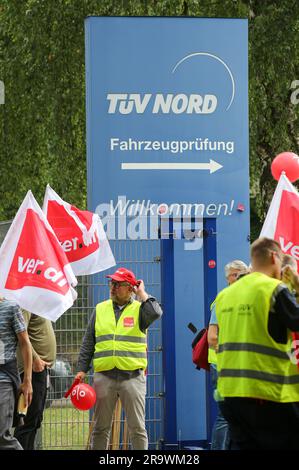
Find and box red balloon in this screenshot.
[271,152,299,182]
[70,383,96,411]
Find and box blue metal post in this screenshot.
[203,218,218,443]
[160,218,177,448]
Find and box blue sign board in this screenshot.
[85,17,249,446]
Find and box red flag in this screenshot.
[43,185,115,275]
[0,191,77,321]
[260,173,299,368]
[260,173,299,269]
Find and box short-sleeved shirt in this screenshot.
[0,299,26,383]
[209,304,218,325]
[17,311,56,373]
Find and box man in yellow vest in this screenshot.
[75,267,162,450]
[208,260,249,450]
[215,237,299,449]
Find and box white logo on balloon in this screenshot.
[72,388,86,399]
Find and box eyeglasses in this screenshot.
[227,272,239,278]
[108,280,130,288]
[226,272,239,280]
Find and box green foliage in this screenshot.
[249,0,299,234]
[0,0,299,238]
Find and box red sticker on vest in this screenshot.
[123,317,134,327]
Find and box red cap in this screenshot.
[106,267,138,286]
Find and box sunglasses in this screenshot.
[108,280,131,288]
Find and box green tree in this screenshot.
[0,0,298,238]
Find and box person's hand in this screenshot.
[134,280,149,302]
[282,265,299,291]
[33,357,51,373]
[20,379,33,407]
[74,371,86,383]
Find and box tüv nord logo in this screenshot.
[107,52,235,115]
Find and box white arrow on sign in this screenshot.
[121,159,223,173]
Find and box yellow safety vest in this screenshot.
[216,272,299,403]
[93,299,147,372]
[208,346,217,365]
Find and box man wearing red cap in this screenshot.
[75,267,162,450]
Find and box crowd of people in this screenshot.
[0,266,162,451]
[1,237,299,450]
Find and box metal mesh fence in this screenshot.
[41,274,94,449]
[42,238,164,450]
[0,220,11,245]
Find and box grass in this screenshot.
[40,400,128,450]
[41,403,91,450]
